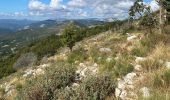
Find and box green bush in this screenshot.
[56,75,116,100]
[16,63,76,100]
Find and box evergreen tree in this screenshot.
[62,23,80,51]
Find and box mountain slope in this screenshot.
[0,27,170,99]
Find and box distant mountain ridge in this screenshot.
[0,19,36,31]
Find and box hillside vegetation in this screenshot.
[0,0,170,99]
[0,20,169,99]
[0,20,124,79]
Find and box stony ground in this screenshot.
[0,30,170,100]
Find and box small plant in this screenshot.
[153,70,170,88]
[67,47,88,64]
[114,55,134,77]
[16,83,23,91]
[0,87,5,95]
[56,75,116,100]
[131,44,150,57]
[78,75,116,99]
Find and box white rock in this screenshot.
[106,57,112,62]
[140,87,150,98]
[115,88,121,98]
[117,79,126,89]
[5,84,11,92]
[114,57,119,61]
[127,35,137,41]
[119,90,127,100]
[135,57,147,64]
[81,68,87,77]
[35,68,45,75]
[23,69,34,78]
[72,83,80,88]
[40,64,49,69]
[92,68,98,74]
[99,48,112,53]
[79,63,86,68]
[93,63,98,67]
[124,72,136,85]
[165,62,170,69]
[134,65,142,71]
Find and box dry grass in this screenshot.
[140,42,170,72]
[149,42,170,60]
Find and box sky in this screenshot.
[0,0,159,20]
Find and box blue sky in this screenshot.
[0,0,158,20]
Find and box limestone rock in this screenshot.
[135,57,147,64]
[124,72,137,85]
[115,88,121,98]
[134,65,142,71]
[127,35,137,41]
[99,48,112,53]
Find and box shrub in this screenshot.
[16,83,23,91]
[0,87,5,95]
[16,63,76,100]
[77,76,115,99]
[13,53,37,70]
[56,75,116,100]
